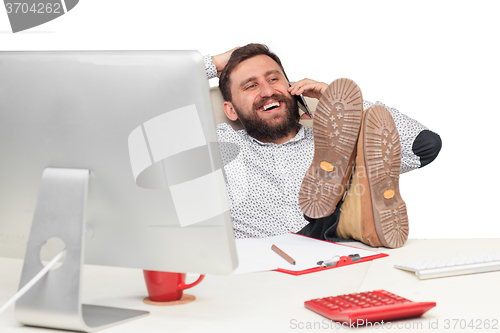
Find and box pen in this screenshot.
[317,254,361,268]
[317,255,340,268]
[271,244,296,265]
[289,83,313,118]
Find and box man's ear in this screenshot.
[223,101,239,121]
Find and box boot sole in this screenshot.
[299,78,363,218]
[362,105,409,248]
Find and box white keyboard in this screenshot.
[395,253,500,280]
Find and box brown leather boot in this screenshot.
[335,105,409,248]
[299,78,363,219]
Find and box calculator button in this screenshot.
[304,290,436,323]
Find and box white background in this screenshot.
[1,0,499,239]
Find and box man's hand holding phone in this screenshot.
[288,79,328,100]
[289,79,328,119]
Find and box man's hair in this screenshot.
[219,43,288,102]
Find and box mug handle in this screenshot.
[179,274,205,290]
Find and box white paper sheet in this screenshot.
[232,233,382,274]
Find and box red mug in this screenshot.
[143,270,205,302]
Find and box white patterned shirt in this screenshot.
[217,123,314,238]
[216,102,426,239]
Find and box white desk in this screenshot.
[1,239,500,332]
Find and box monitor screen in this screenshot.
[0,51,238,275]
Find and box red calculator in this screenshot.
[305,290,436,323]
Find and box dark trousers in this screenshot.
[297,199,356,243]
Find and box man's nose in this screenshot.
[259,81,276,97]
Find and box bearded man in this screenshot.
[207,44,441,248]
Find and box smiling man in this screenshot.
[208,44,441,248]
[220,51,301,145]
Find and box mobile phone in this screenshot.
[289,83,313,118]
[295,94,313,118]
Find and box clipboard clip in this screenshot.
[317,254,361,268]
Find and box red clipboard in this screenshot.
[276,252,388,275]
[274,235,389,276]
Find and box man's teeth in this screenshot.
[263,102,280,111]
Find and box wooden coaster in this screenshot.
[143,294,196,306]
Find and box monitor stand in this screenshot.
[15,168,149,332]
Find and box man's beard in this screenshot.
[233,94,301,142]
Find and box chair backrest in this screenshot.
[210,86,317,130]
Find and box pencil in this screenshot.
[271,244,296,265]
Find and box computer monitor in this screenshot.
[0,51,238,331]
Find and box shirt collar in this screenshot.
[245,124,306,146]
